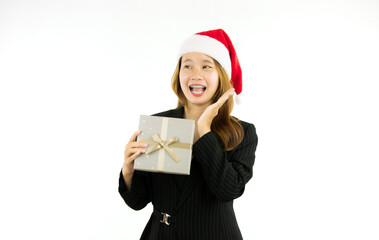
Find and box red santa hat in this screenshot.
[178,29,243,95]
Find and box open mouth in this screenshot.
[189,85,206,95]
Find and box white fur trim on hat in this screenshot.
[178,34,231,79]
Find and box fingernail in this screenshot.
[144,143,148,147]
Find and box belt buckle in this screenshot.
[160,212,171,225]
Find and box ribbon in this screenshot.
[145,134,180,162]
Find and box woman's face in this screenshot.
[179,52,219,107]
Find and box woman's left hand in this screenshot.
[197,88,235,137]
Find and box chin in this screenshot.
[188,99,212,106]
[183,91,212,106]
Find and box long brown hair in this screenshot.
[171,57,244,151]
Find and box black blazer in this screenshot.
[119,107,258,240]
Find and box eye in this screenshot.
[183,65,191,69]
[203,65,212,69]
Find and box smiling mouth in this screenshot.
[189,85,206,94]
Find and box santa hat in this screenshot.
[178,29,242,95]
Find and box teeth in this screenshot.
[190,85,206,94]
[190,85,205,89]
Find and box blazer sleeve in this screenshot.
[118,170,152,210]
[192,122,258,202]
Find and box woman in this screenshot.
[119,29,258,240]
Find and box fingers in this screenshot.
[125,130,148,162]
[128,130,141,144]
[125,147,146,160]
[213,88,235,109]
[123,130,148,176]
[126,141,148,149]
[217,88,235,105]
[124,142,148,159]
[123,140,148,174]
[123,148,144,176]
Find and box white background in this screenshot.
[1,0,378,239]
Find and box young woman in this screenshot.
[119,29,258,240]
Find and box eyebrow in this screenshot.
[202,59,214,64]
[182,59,214,64]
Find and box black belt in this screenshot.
[153,208,175,226]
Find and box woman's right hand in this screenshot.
[122,130,148,190]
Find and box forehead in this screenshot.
[181,52,214,63]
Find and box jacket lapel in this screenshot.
[165,106,185,119]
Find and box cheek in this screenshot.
[208,72,219,89]
[179,70,191,83]
[179,74,186,91]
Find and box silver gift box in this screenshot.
[134,115,195,175]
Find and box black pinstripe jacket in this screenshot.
[118,107,258,240]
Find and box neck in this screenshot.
[183,103,209,122]
[183,103,210,143]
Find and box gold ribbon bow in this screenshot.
[145,134,180,162]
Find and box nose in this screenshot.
[191,67,202,80]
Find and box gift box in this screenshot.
[134,115,195,175]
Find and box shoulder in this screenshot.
[232,116,256,133]
[151,106,184,118]
[232,117,258,147]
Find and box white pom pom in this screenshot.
[234,94,241,104]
